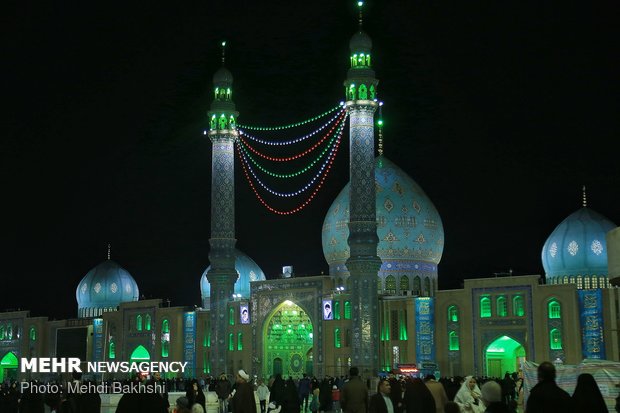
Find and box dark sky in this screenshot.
[3,2,619,319]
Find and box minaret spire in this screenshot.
[343,0,381,376]
[107,243,111,260]
[206,41,239,377]
[377,102,384,156]
[221,41,226,65]
[358,1,364,29]
[582,185,587,207]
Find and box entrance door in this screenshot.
[0,352,18,382]
[273,358,283,376]
[485,335,526,377]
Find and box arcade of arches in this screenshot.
[264,301,313,379]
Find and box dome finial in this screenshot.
[377,102,384,156]
[357,1,364,29]
[107,243,111,260]
[582,185,587,207]
[221,41,227,65]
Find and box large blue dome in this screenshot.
[201,249,266,305]
[322,156,444,295]
[542,207,617,284]
[76,260,139,318]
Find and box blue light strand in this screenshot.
[236,121,344,198]
[239,108,346,146]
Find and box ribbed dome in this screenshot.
[542,207,616,280]
[201,249,266,305]
[76,260,139,318]
[349,31,372,53]
[213,66,233,86]
[322,156,444,295]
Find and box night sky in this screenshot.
[3,2,619,319]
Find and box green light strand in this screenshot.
[238,105,341,131]
[237,122,344,178]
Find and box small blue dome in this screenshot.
[542,207,617,280]
[76,260,139,318]
[322,156,444,294]
[201,249,266,302]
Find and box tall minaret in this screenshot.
[206,42,239,375]
[344,2,381,375]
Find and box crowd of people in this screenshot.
[0,362,617,413]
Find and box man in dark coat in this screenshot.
[341,367,368,413]
[369,379,392,413]
[231,369,256,413]
[525,361,572,413]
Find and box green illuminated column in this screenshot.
[206,44,239,376]
[344,9,381,375]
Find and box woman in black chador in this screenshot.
[572,373,607,413]
[186,378,206,412]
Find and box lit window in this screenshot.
[109,341,116,359]
[448,305,459,322]
[496,296,507,317]
[334,301,341,320]
[145,314,151,331]
[513,296,525,317]
[550,329,562,350]
[136,315,143,331]
[548,300,561,319]
[449,331,459,351]
[577,276,583,289]
[162,319,170,334]
[29,327,36,342]
[400,275,410,292]
[386,275,396,294]
[584,277,591,289]
[229,308,235,326]
[161,340,169,358]
[334,328,341,349]
[228,333,234,351]
[237,333,243,351]
[480,296,491,318]
[344,301,351,320]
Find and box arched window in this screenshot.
[413,276,421,294]
[334,328,341,349]
[550,329,562,350]
[563,276,569,284]
[229,307,235,326]
[569,276,575,284]
[400,276,409,293]
[334,301,341,320]
[358,84,368,100]
[548,300,561,319]
[0,325,5,340]
[351,55,357,67]
[228,333,234,351]
[424,277,431,295]
[496,296,507,317]
[237,333,243,351]
[448,305,459,322]
[29,326,36,342]
[449,331,459,351]
[348,85,356,101]
[369,84,376,99]
[161,319,170,358]
[386,275,396,293]
[136,315,143,331]
[344,301,351,320]
[145,314,151,331]
[513,296,525,317]
[577,276,583,289]
[109,341,116,359]
[480,296,491,318]
[600,276,607,288]
[592,277,598,289]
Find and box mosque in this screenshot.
[2,4,620,384]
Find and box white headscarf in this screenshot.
[454,376,484,413]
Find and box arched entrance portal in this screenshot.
[264,300,313,379]
[130,345,151,364]
[485,336,526,378]
[0,352,18,382]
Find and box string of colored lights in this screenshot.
[238,111,346,161]
[237,121,344,197]
[237,120,343,179]
[239,107,345,146]
[237,104,342,131]
[237,127,344,215]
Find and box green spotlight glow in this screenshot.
[378,120,383,126]
[222,41,226,47]
[358,1,363,7]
